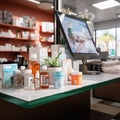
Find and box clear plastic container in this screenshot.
[13,69,24,88]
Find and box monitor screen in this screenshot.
[55,11,100,60]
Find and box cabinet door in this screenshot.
[93,81,120,102]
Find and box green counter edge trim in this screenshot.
[0,77,119,109]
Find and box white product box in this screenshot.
[51,44,64,59]
[0,63,18,89]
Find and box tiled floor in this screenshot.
[91,97,120,120]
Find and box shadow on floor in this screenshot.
[90,110,114,120]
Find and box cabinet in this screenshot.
[93,81,120,102]
[0,23,38,61]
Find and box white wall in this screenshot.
[94,19,120,30]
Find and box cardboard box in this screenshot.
[0,63,18,89]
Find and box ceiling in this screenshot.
[63,0,120,23]
[6,0,120,23]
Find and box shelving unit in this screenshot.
[0,0,54,62]
[0,23,38,61]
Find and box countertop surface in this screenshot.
[0,73,120,108]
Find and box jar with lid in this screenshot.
[13,69,24,88]
[40,65,49,89]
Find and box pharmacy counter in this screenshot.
[0,73,120,120]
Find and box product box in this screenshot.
[0,63,18,89]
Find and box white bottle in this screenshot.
[24,69,34,90]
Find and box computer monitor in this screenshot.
[55,10,100,74]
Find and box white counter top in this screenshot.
[0,73,120,102]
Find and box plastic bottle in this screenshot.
[28,53,40,79]
[40,65,49,89]
[24,69,34,90]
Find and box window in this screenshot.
[96,28,116,57]
[116,28,120,56]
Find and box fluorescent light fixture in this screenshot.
[28,0,40,4]
[92,0,120,10]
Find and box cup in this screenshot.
[53,71,64,89]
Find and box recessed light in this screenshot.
[118,14,120,18]
[92,0,120,10]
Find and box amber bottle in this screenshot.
[40,65,49,89]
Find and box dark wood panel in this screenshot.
[93,81,120,102]
[0,90,90,120]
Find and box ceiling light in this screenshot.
[27,0,40,4]
[38,1,54,10]
[92,0,120,10]
[118,14,120,18]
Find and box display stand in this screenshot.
[81,59,100,75]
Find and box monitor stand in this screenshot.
[81,59,100,75]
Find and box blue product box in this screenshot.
[1,63,18,89]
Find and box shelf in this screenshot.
[40,31,53,34]
[0,23,37,31]
[40,41,54,44]
[0,36,38,41]
[0,51,27,53]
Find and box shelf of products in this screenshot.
[0,23,36,31]
[40,22,54,43]
[0,22,38,61]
